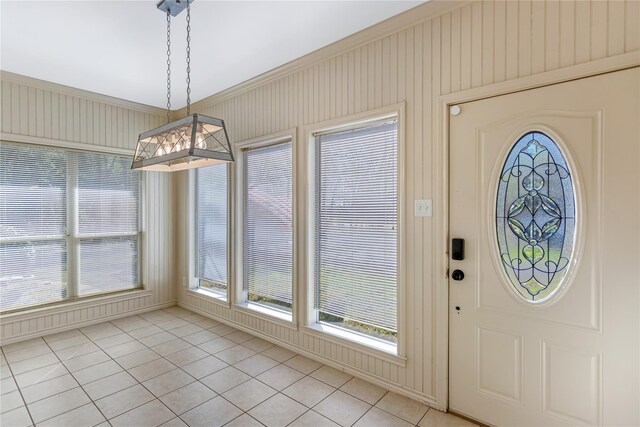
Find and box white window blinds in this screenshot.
[0,142,141,312]
[77,152,140,296]
[1,143,68,310]
[243,141,293,308]
[78,153,139,235]
[196,163,228,293]
[314,119,398,334]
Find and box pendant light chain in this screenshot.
[186,0,191,115]
[166,11,172,123]
[133,0,235,171]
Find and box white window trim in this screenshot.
[303,103,406,357]
[233,129,298,325]
[187,164,233,305]
[0,141,145,313]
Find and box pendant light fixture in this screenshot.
[132,0,234,172]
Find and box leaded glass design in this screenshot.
[496,131,576,303]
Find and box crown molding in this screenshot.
[175,0,468,116]
[0,70,167,116]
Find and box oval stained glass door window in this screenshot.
[496,131,576,303]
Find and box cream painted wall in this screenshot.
[173,0,640,408]
[0,0,638,409]
[0,72,177,344]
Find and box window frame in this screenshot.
[303,104,406,356]
[190,162,232,302]
[0,141,144,313]
[234,129,298,324]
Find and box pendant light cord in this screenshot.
[185,0,191,115]
[166,11,171,123]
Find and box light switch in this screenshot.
[415,199,432,217]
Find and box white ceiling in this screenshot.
[1,0,422,109]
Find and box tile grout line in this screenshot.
[222,412,266,427]
[13,311,297,425]
[74,315,191,424]
[5,307,438,427]
[347,390,391,427]
[166,309,389,427]
[39,335,111,426]
[205,325,432,427]
[157,310,263,425]
[155,309,296,424]
[99,309,262,424]
[10,310,258,426]
[0,346,38,427]
[4,310,199,426]
[16,314,179,425]
[416,406,432,427]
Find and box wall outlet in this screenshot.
[182,277,187,287]
[415,199,433,217]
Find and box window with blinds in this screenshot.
[196,163,228,296]
[0,143,68,310]
[77,152,140,296]
[0,142,141,312]
[314,118,398,344]
[243,141,293,311]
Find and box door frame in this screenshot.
[433,51,640,412]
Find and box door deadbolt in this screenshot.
[452,238,465,260]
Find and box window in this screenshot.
[0,142,141,312]
[496,131,576,303]
[243,141,293,313]
[313,118,398,344]
[195,163,229,297]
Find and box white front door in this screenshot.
[449,68,639,426]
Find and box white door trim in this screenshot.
[433,51,640,412]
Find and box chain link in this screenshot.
[166,12,171,123]
[185,0,191,115]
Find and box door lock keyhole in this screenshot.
[451,269,465,281]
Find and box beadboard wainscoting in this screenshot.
[0,73,177,344]
[0,0,638,413]
[174,0,640,410]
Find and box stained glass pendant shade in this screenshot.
[132,114,233,172]
[496,131,576,303]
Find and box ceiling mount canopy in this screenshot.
[157,0,191,17]
[132,0,234,172]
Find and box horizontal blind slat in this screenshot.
[77,151,140,295]
[196,163,228,289]
[0,240,67,310]
[315,120,398,333]
[244,141,293,306]
[77,153,139,235]
[1,142,141,311]
[0,143,67,239]
[1,143,68,310]
[79,236,139,296]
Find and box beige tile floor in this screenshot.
[0,307,477,427]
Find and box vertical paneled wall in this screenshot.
[0,73,165,150]
[0,72,176,343]
[175,0,640,406]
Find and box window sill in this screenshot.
[235,302,297,330]
[186,288,229,306]
[303,323,406,367]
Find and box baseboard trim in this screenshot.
[0,301,176,345]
